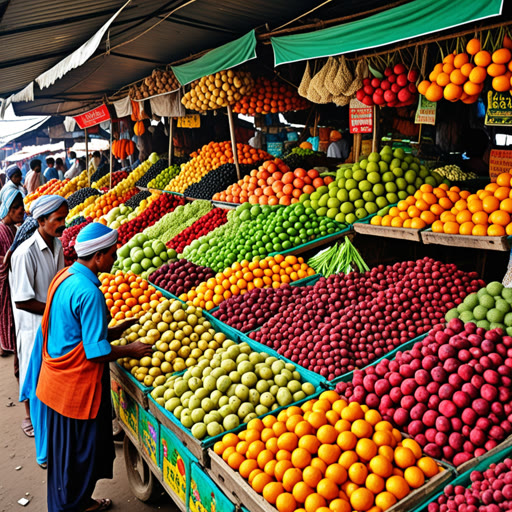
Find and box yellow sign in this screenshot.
[485,91,512,125]
[163,456,186,502]
[178,115,200,128]
[118,389,138,439]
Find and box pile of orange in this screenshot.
[83,187,138,220]
[213,390,441,512]
[370,184,467,229]
[181,254,315,310]
[212,159,333,206]
[233,76,310,115]
[100,270,163,324]
[429,172,512,236]
[24,178,69,207]
[166,141,271,193]
[419,35,512,104]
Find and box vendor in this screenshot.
[0,165,26,206]
[327,130,351,161]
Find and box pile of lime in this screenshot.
[446,281,512,334]
[299,146,445,224]
[148,164,181,190]
[180,203,345,272]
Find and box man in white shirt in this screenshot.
[10,195,68,442]
[327,130,351,162]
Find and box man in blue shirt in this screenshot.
[43,157,59,181]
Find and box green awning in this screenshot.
[271,0,504,66]
[172,30,257,86]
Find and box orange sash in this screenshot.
[36,268,104,420]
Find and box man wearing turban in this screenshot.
[0,165,27,206]
[32,223,152,512]
[9,195,68,442]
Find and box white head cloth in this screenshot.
[74,223,118,257]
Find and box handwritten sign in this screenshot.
[415,95,437,125]
[73,104,110,129]
[489,149,512,182]
[349,99,373,134]
[485,91,512,126]
[177,115,200,128]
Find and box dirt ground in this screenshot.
[0,353,179,512]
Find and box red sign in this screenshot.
[349,99,373,134]
[489,149,512,182]
[74,104,110,129]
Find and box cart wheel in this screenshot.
[123,436,162,503]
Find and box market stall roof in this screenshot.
[1,0,407,117]
[0,105,49,148]
[4,141,65,162]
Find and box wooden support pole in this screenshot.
[227,105,240,181]
[168,117,174,165]
[353,133,362,162]
[85,128,90,187]
[109,121,113,190]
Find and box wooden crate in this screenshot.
[110,362,149,409]
[208,450,454,512]
[354,221,424,242]
[149,396,210,467]
[421,230,511,251]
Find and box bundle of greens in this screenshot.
[308,238,369,276]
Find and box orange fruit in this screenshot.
[278,433,299,452]
[493,76,511,96]
[443,221,460,234]
[400,439,422,460]
[240,459,259,478]
[329,498,351,512]
[351,419,373,439]
[339,450,359,470]
[283,467,304,492]
[247,440,265,459]
[292,448,312,469]
[431,220,444,233]
[308,411,328,429]
[252,472,273,493]
[275,460,294,481]
[257,449,275,470]
[263,481,285,504]
[325,463,348,485]
[293,481,314,503]
[404,466,425,489]
[318,444,341,465]
[467,38,481,55]
[497,172,512,187]
[386,475,410,500]
[341,402,364,422]
[444,83,462,101]
[304,493,327,512]
[474,50,492,67]
[473,224,488,236]
[373,430,394,447]
[317,478,339,501]
[299,435,321,454]
[375,491,397,510]
[227,451,245,470]
[489,210,511,226]
[348,462,368,485]
[425,83,444,102]
[366,473,385,494]
[303,466,323,488]
[276,493,297,512]
[417,457,439,478]
[317,425,338,444]
[369,454,394,478]
[295,421,314,438]
[489,224,506,236]
[472,210,488,225]
[286,414,304,432]
[501,198,512,213]
[310,457,328,475]
[319,390,340,403]
[364,410,382,426]
[356,438,378,461]
[484,195,502,212]
[264,460,278,477]
[350,488,375,512]
[493,48,512,64]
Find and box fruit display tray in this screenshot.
[137,186,184,197]
[110,361,150,409]
[353,217,425,242]
[207,449,454,512]
[421,228,512,252]
[412,443,512,512]
[211,199,239,210]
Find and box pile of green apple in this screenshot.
[151,340,316,440]
[103,204,135,229]
[113,233,178,279]
[300,146,446,224]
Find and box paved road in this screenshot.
[0,353,179,512]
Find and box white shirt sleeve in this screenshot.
[10,249,37,302]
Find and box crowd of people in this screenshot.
[0,150,151,511]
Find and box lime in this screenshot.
[405,170,417,184]
[367,172,381,184]
[353,170,366,182]
[354,199,365,209]
[365,202,378,214]
[362,191,376,202]
[359,159,368,170]
[382,172,395,183]
[390,158,402,170]
[358,180,372,192]
[345,179,357,191]
[386,193,398,204]
[349,189,361,201]
[373,184,385,196]
[345,213,356,224]
[376,196,389,208]
[340,202,354,214]
[336,189,349,202]
[366,162,379,173]
[327,198,341,209]
[385,182,397,193]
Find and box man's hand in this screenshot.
[128,341,154,359]
[107,318,139,341]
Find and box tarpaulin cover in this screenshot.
[271,0,504,65]
[172,30,257,86]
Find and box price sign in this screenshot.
[485,91,512,126]
[489,149,512,182]
[415,95,437,125]
[349,99,373,134]
[177,115,200,128]
[73,104,110,129]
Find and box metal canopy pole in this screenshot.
[168,117,174,165]
[227,105,240,181]
[85,128,90,187]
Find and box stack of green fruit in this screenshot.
[432,164,477,181]
[446,281,512,334]
[180,202,345,272]
[147,164,181,189]
[299,146,445,224]
[113,233,178,279]
[150,340,316,439]
[103,204,134,229]
[114,299,227,387]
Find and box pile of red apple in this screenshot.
[250,258,484,380]
[61,217,93,266]
[337,318,512,467]
[429,459,512,512]
[117,194,185,246]
[355,63,419,107]
[167,208,228,254]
